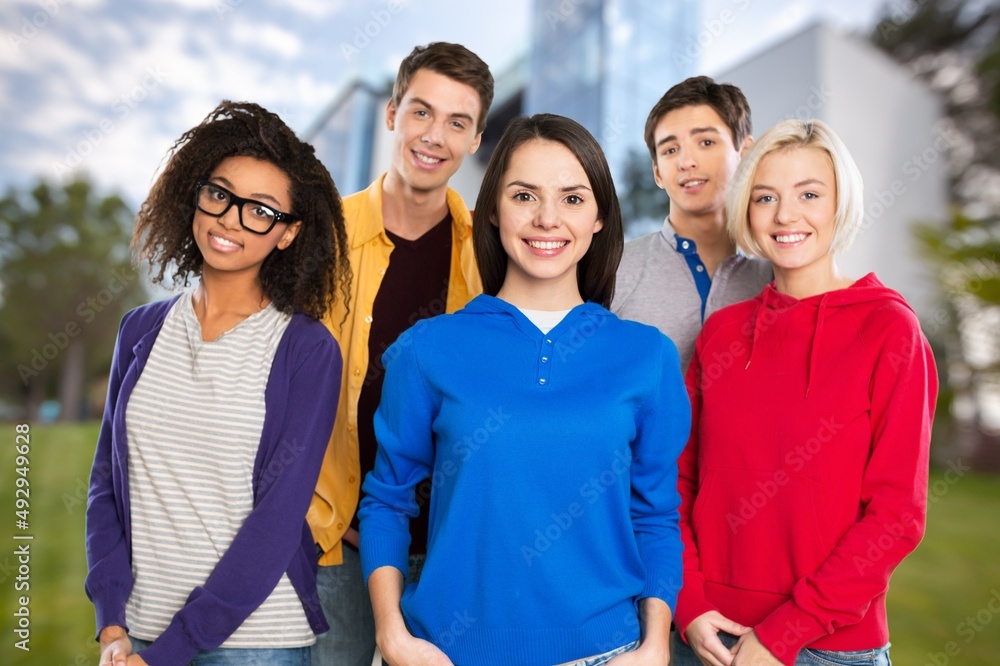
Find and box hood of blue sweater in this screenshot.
[460,293,612,321]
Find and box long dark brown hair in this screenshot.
[472,114,623,308]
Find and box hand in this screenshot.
[606,639,668,665]
[731,632,782,666]
[685,611,751,666]
[125,656,148,665]
[378,626,454,666]
[369,565,452,665]
[98,626,132,666]
[607,596,671,664]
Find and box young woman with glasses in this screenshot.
[85,101,351,666]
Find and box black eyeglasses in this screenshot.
[194,181,298,235]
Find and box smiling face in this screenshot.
[384,68,483,196]
[748,146,839,284]
[495,139,603,307]
[192,155,301,282]
[652,103,749,227]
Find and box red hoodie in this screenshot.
[676,273,937,665]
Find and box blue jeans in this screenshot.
[310,544,376,666]
[669,630,892,665]
[567,638,640,665]
[130,637,309,665]
[310,543,427,666]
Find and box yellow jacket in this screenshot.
[307,174,482,565]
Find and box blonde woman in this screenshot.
[673,119,936,666]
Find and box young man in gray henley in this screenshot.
[612,76,772,371]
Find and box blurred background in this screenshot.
[1,0,999,664]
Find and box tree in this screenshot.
[618,147,668,237]
[0,179,146,421]
[872,0,1000,466]
[914,210,1000,467]
[873,0,1000,212]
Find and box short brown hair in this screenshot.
[392,42,495,134]
[473,114,623,309]
[643,76,752,161]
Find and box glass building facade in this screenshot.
[304,80,382,195]
[525,0,698,183]
[305,1,697,205]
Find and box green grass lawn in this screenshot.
[886,462,1000,665]
[1,423,998,665]
[2,422,102,666]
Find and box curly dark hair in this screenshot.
[132,100,350,320]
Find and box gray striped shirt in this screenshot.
[125,294,313,647]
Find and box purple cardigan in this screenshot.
[85,297,340,665]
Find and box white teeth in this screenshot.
[414,152,442,164]
[212,234,240,248]
[527,240,568,250]
[775,233,807,243]
[682,180,705,187]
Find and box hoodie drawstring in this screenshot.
[745,288,770,370]
[744,287,828,399]
[805,294,829,399]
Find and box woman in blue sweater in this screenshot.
[86,101,350,666]
[359,114,691,665]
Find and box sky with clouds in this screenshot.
[1,0,890,210]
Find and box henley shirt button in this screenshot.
[545,339,552,344]
[364,315,373,323]
[696,265,704,272]
[538,378,547,385]
[682,241,690,249]
[541,356,548,363]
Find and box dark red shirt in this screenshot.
[354,213,452,554]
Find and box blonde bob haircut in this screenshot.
[726,118,864,258]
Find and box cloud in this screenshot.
[1,0,887,210]
[1,1,348,205]
[268,0,346,19]
[230,21,303,59]
[145,0,216,9]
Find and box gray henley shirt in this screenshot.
[612,218,773,372]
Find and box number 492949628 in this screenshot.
[15,424,30,530]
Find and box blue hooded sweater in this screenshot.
[359,294,690,665]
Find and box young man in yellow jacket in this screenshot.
[307,42,494,666]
